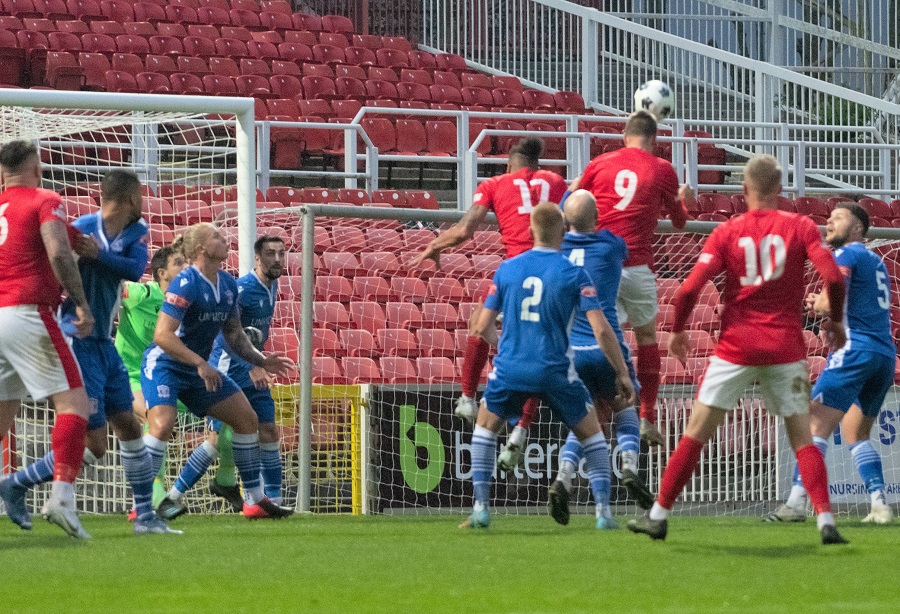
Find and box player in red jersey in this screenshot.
[577,110,695,446]
[627,154,850,545]
[0,140,95,538]
[410,138,568,423]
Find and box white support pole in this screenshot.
[581,17,598,107]
[235,100,257,275]
[298,208,316,514]
[344,125,358,189]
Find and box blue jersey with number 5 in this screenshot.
[484,247,601,388]
[833,242,895,358]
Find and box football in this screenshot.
[633,79,675,120]
[243,326,265,351]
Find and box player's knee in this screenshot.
[108,411,143,441]
[258,421,278,443]
[148,406,178,439]
[231,408,259,435]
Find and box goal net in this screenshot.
[0,90,262,516]
[291,205,900,518]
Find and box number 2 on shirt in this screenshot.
[514,178,552,214]
[738,235,786,286]
[520,276,543,321]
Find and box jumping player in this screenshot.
[410,138,568,424]
[0,140,95,538]
[577,110,695,446]
[628,155,849,545]
[460,202,634,529]
[141,223,294,519]
[766,203,895,524]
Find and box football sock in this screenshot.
[556,432,582,491]
[144,422,167,481]
[51,413,87,484]
[215,425,237,487]
[471,425,497,507]
[232,432,264,505]
[10,451,54,489]
[517,397,539,430]
[787,436,828,507]
[657,435,705,510]
[461,336,490,398]
[580,432,611,507]
[119,437,155,522]
[260,440,282,500]
[795,444,832,515]
[613,406,640,456]
[143,434,168,479]
[170,440,218,500]
[636,343,661,423]
[849,440,885,494]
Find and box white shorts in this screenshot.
[697,356,810,417]
[0,305,83,402]
[616,265,659,328]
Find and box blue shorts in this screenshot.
[141,356,241,417]
[74,338,134,431]
[483,373,592,430]
[573,345,640,403]
[812,349,895,418]
[208,384,276,432]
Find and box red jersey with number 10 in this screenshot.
[680,210,836,365]
[472,168,568,258]
[0,186,69,308]
[579,147,683,268]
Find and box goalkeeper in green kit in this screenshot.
[115,240,243,512]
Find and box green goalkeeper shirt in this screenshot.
[114,280,163,377]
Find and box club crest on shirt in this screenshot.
[111,238,123,252]
[581,286,597,298]
[165,292,189,309]
[698,253,713,264]
[157,385,170,399]
[487,284,497,295]
[225,290,234,304]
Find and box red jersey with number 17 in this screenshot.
[0,186,70,308]
[677,210,837,365]
[579,147,683,268]
[472,168,568,258]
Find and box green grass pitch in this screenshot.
[1,513,897,613]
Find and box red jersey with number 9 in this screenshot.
[0,186,70,308]
[579,147,683,268]
[472,168,568,258]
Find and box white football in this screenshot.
[243,326,265,351]
[634,80,675,120]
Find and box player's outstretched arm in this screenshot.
[154,311,222,391]
[807,241,847,349]
[471,306,499,346]
[92,238,149,282]
[586,309,635,405]
[670,247,723,363]
[408,205,487,269]
[221,315,294,377]
[40,219,93,337]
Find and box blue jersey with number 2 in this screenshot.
[833,242,895,358]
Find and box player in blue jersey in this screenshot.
[766,203,896,524]
[538,190,653,528]
[141,223,294,520]
[0,170,179,535]
[157,235,287,519]
[461,202,635,529]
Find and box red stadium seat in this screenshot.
[554,90,587,112]
[473,230,504,255]
[386,301,423,330]
[111,52,143,75]
[45,51,85,89]
[349,301,386,335]
[381,36,412,52]
[390,277,428,304]
[416,329,456,358]
[240,58,270,77]
[379,357,419,384]
[216,38,249,60]
[183,36,215,58]
[302,75,337,100]
[377,328,418,357]
[341,357,382,384]
[376,47,409,69]
[421,302,460,330]
[471,254,501,278]
[260,10,294,33]
[372,190,407,207]
[353,276,394,302]
[78,52,111,89]
[322,14,354,34]
[340,329,378,358]
[416,357,457,383]
[360,251,401,276]
[322,251,362,277]
[793,196,829,217]
[177,55,211,77]
[464,278,491,301]
[315,275,353,302]
[148,36,183,57]
[311,327,343,357]
[136,70,170,92]
[222,26,254,42]
[404,191,439,210]
[228,8,261,29]
[311,357,346,384]
[164,4,198,25]
[859,197,893,220]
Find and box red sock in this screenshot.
[637,343,661,423]
[657,435,705,509]
[52,413,87,483]
[796,444,832,514]
[461,336,490,397]
[518,398,539,429]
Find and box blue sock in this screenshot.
[260,441,282,500]
[144,434,168,479]
[560,431,583,467]
[613,407,640,455]
[850,440,885,493]
[10,450,54,489]
[119,438,155,521]
[793,436,829,487]
[172,440,218,498]
[232,432,264,504]
[471,425,497,507]
[581,432,611,506]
